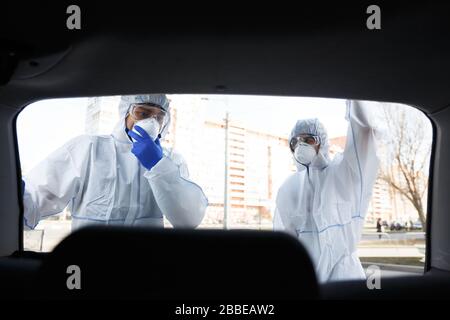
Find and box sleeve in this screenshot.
[336,100,381,215]
[144,152,208,228]
[23,139,84,230]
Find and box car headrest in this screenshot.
[37,226,319,300]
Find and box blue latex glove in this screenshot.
[128,125,163,170]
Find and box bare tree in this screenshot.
[378,104,431,230]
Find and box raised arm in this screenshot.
[336,100,380,214]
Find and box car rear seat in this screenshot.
[34,227,319,300]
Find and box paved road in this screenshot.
[361,232,425,241]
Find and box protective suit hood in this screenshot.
[289,118,330,171]
[112,94,171,143]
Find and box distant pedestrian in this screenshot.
[376,218,382,239]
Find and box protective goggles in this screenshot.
[129,103,168,125]
[289,134,320,152]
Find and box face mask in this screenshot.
[294,143,317,166]
[131,117,160,141]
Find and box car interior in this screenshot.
[2,2,450,301]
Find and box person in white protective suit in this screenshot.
[273,100,380,282]
[23,94,208,231]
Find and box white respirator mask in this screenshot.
[131,117,161,142]
[294,143,317,166]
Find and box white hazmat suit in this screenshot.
[23,95,208,231]
[274,100,380,282]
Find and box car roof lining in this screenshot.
[2,2,450,114]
